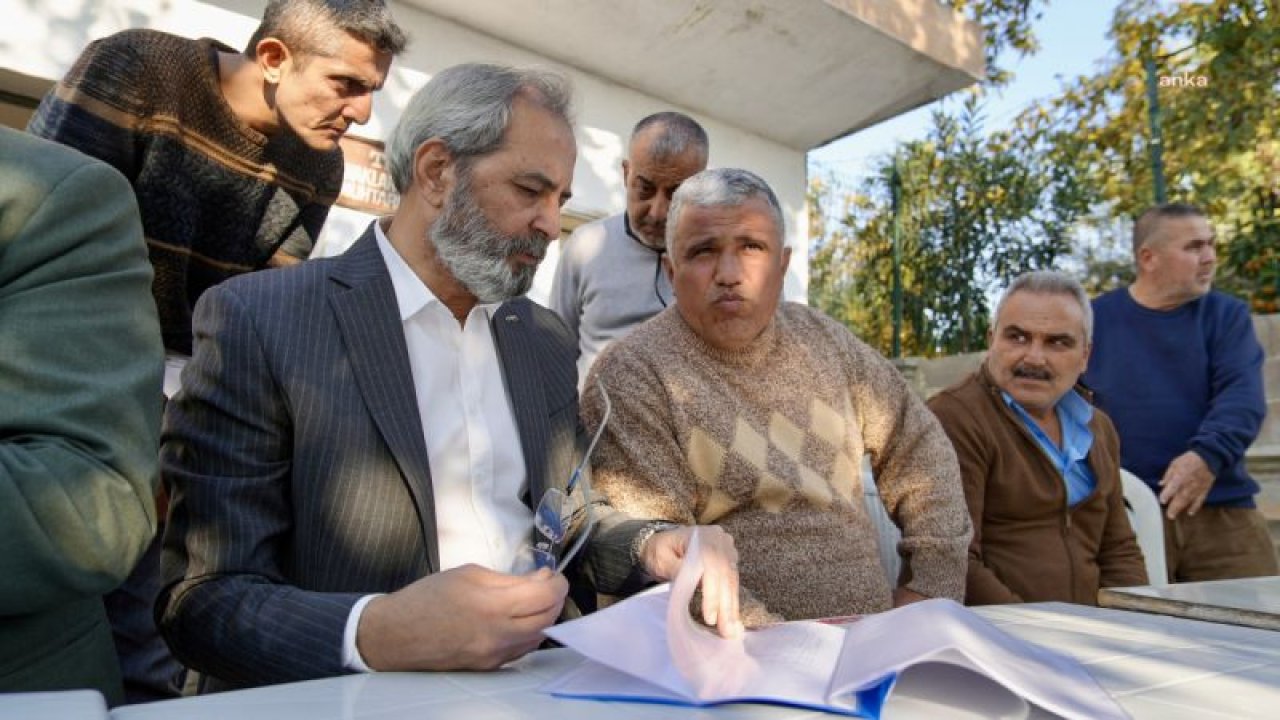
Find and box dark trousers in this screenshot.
[104,526,183,703]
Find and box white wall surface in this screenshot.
[3,0,809,301]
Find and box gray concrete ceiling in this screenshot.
[400,0,985,150]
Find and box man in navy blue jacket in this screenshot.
[1084,203,1277,582]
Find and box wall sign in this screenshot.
[338,135,399,214]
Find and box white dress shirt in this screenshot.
[342,221,534,670]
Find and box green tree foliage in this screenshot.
[811,0,1080,357]
[811,97,1093,356]
[1021,0,1279,311]
[942,0,1047,85]
[810,1,1278,361]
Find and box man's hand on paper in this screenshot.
[357,564,567,671]
[892,586,929,608]
[641,525,744,639]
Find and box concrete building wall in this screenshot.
[1,0,809,303]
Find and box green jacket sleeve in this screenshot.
[0,139,164,615]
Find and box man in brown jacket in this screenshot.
[929,270,1147,605]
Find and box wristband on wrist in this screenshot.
[631,520,682,576]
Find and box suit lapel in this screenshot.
[329,229,440,572]
[491,301,552,509]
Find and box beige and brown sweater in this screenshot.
[582,303,971,621]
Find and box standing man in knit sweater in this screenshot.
[583,168,971,623]
[27,0,407,701]
[550,112,709,383]
[1083,203,1278,582]
[29,0,406,365]
[928,271,1147,606]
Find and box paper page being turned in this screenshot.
[539,527,757,701]
[665,525,855,702]
[665,529,757,699]
[543,527,847,709]
[669,530,851,706]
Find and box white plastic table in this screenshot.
[97,602,1279,720]
[0,690,107,720]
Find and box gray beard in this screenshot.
[429,172,548,303]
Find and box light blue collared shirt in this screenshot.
[1001,389,1097,507]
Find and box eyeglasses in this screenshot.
[531,381,612,572]
[652,251,669,309]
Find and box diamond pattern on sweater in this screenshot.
[830,450,859,500]
[732,418,768,471]
[809,396,848,448]
[753,471,794,512]
[700,489,738,524]
[798,465,834,506]
[682,398,865,517]
[688,426,726,487]
[769,413,805,461]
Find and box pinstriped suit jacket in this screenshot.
[158,227,649,691]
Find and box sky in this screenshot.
[808,1,1120,190]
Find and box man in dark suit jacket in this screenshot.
[158,63,742,692]
[0,127,164,705]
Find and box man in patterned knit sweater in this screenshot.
[27,0,406,701]
[30,0,406,361]
[583,168,971,623]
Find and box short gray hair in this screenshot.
[386,64,574,193]
[246,0,407,57]
[1132,202,1206,257]
[665,168,784,253]
[994,270,1094,341]
[630,111,709,163]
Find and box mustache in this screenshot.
[1013,365,1052,381]
[505,231,549,261]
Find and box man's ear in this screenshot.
[412,138,453,208]
[1136,244,1155,274]
[255,38,291,84]
[780,245,792,274]
[621,159,632,186]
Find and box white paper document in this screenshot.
[542,531,1128,719]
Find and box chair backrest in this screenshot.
[1119,469,1168,584]
[862,457,903,584]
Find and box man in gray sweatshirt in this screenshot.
[549,112,708,383]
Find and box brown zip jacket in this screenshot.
[928,365,1148,605]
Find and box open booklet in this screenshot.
[542,531,1128,719]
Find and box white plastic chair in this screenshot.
[861,457,903,584]
[1119,469,1168,585]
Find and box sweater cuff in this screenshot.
[903,547,968,602]
[1188,443,1226,477]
